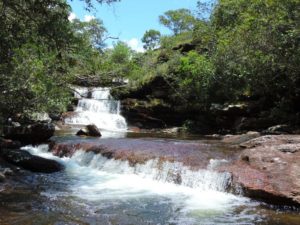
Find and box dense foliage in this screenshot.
[0,0,74,118]
[142,30,161,50]
[118,0,300,127]
[0,0,115,120]
[1,0,299,128]
[159,9,197,35]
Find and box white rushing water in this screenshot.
[65,87,127,132]
[21,145,254,224]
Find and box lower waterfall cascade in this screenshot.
[17,144,264,225]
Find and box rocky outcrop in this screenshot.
[111,76,183,129]
[172,43,197,53]
[0,149,64,173]
[220,135,300,207]
[3,122,55,144]
[76,124,102,137]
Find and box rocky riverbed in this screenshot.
[1,131,300,225]
[220,135,300,207]
[49,133,300,207]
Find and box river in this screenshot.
[0,87,299,225]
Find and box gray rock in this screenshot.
[3,168,14,176]
[29,112,52,123]
[0,172,5,182]
[3,122,55,144]
[264,124,293,135]
[76,124,101,137]
[0,149,64,173]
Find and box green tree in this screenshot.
[70,17,108,83]
[159,9,197,35]
[176,51,215,107]
[0,0,118,119]
[142,29,161,50]
[212,0,300,106]
[0,0,75,118]
[72,18,107,50]
[110,42,132,64]
[77,0,120,9]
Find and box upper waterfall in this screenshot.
[65,87,127,131]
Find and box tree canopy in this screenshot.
[1,0,299,129]
[0,0,117,119]
[159,9,197,35]
[142,29,161,50]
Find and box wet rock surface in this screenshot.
[220,135,300,207]
[0,149,64,173]
[51,138,235,168]
[76,124,102,137]
[221,131,261,145]
[3,122,55,144]
[0,138,21,149]
[263,124,294,135]
[50,134,300,207]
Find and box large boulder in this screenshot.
[220,135,300,207]
[0,148,64,173]
[3,122,55,144]
[76,124,102,137]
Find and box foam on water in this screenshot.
[21,145,251,223]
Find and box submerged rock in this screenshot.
[220,135,300,207]
[3,122,55,144]
[0,149,64,173]
[76,124,102,137]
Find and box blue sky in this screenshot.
[67,0,199,51]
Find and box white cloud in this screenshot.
[125,38,144,53]
[68,12,76,21]
[84,15,95,22]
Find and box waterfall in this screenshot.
[22,145,233,193]
[71,150,232,192]
[65,87,127,131]
[21,145,252,224]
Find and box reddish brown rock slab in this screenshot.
[51,138,235,169]
[220,135,300,207]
